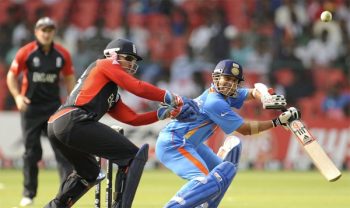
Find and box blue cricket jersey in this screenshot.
[162,84,249,146]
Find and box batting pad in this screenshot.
[222,136,242,166]
[165,161,236,208]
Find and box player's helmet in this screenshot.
[35,17,56,29]
[212,59,244,97]
[103,38,142,74]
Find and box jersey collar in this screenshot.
[36,40,54,54]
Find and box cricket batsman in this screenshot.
[155,59,301,207]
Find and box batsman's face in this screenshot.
[217,75,239,97]
[35,27,55,46]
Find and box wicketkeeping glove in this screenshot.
[157,103,197,122]
[164,91,200,113]
[157,103,172,120]
[272,107,301,127]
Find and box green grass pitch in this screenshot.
[0,169,349,208]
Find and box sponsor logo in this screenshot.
[107,93,119,109]
[220,111,230,116]
[107,94,115,109]
[214,68,223,73]
[133,44,136,53]
[214,172,223,182]
[32,72,57,83]
[302,135,312,144]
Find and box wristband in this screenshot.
[272,118,280,127]
[250,121,259,134]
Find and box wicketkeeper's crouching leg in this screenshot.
[45,144,148,208]
[112,143,149,208]
[44,171,106,208]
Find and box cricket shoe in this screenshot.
[19,197,33,207]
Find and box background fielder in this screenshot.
[6,17,76,207]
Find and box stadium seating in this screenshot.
[312,67,347,91]
[0,0,349,119]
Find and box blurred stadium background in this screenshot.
[0,0,349,206]
[0,0,350,208]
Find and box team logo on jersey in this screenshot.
[56,57,62,67]
[231,67,240,76]
[33,57,40,67]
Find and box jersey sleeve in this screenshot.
[56,44,74,76]
[9,47,26,76]
[204,94,244,134]
[99,59,165,102]
[227,88,249,109]
[108,98,159,126]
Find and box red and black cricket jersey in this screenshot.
[9,41,74,105]
[62,58,166,121]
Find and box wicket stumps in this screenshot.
[94,157,102,207]
[94,126,124,208]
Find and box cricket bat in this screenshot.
[254,83,342,182]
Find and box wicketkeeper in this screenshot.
[156,59,301,207]
[44,38,199,208]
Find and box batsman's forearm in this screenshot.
[251,120,275,135]
[257,120,275,132]
[237,120,275,135]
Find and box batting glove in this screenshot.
[261,94,287,109]
[175,103,198,122]
[272,107,301,127]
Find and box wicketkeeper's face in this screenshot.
[117,54,139,74]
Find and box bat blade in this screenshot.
[288,120,342,182]
[254,82,342,181]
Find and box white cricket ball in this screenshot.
[320,11,332,22]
